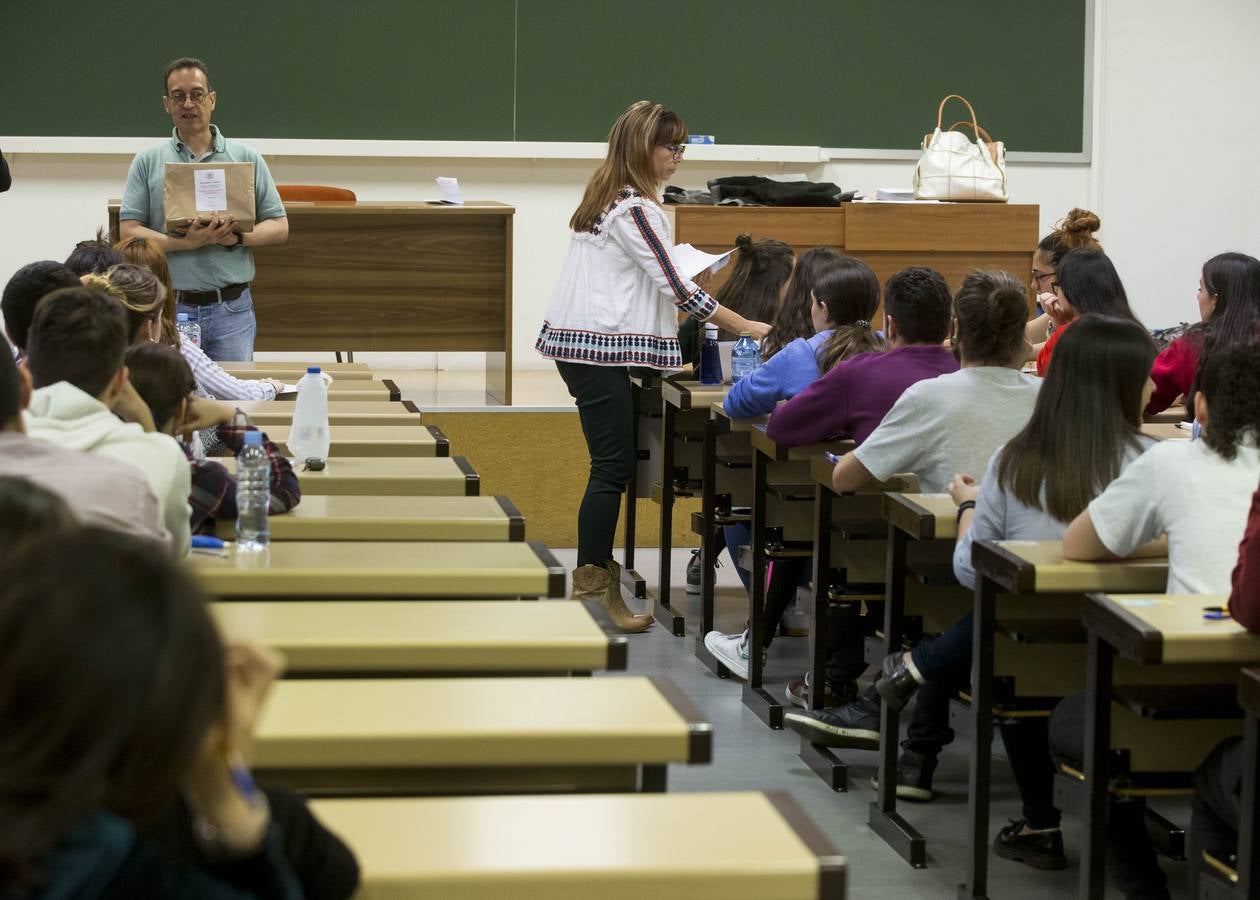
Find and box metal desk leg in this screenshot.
[1080,633,1114,900]
[960,575,997,900]
[695,414,729,675]
[622,379,646,599]
[870,525,926,867]
[743,446,782,726]
[654,400,684,635]
[1238,710,1259,899]
[800,483,848,790]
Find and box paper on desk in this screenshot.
[427,176,464,205]
[194,168,228,212]
[671,243,735,282]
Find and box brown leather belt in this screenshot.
[176,282,249,306]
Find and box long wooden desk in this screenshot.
[224,455,478,496]
[671,202,1040,322]
[221,363,375,381]
[1142,421,1191,441]
[1074,594,1260,898]
[961,541,1170,900]
[253,675,711,795]
[253,423,449,458]
[211,600,625,677]
[109,199,515,404]
[235,400,423,427]
[189,540,565,599]
[655,379,731,634]
[274,384,402,403]
[310,791,845,899]
[212,495,523,542]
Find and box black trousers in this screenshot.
[557,361,639,567]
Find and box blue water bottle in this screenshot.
[731,331,761,383]
[699,323,722,385]
[235,431,270,551]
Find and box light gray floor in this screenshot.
[555,546,1191,900]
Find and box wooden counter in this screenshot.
[109,199,515,404]
[213,495,522,542]
[223,455,478,497]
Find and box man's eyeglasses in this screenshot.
[168,90,209,105]
[662,143,686,160]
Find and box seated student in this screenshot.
[0,475,75,549]
[785,271,1040,758]
[1054,342,1260,899]
[1035,248,1142,376]
[1146,251,1260,417]
[22,285,191,555]
[0,528,306,898]
[764,267,958,447]
[64,229,124,277]
[824,317,1155,820]
[0,334,169,547]
[678,234,795,363]
[125,343,299,533]
[1,260,80,360]
[117,237,284,401]
[754,246,848,363]
[704,256,884,677]
[1025,208,1103,353]
[81,264,164,345]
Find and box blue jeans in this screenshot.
[177,287,257,362]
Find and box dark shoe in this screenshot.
[783,692,880,749]
[685,548,702,595]
[993,819,1067,871]
[874,651,921,712]
[870,749,938,801]
[784,673,856,709]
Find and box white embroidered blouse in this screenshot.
[535,188,718,369]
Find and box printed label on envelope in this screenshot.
[194,168,228,212]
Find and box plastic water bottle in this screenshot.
[698,323,722,384]
[731,332,761,383]
[176,312,201,349]
[289,367,330,465]
[235,431,270,551]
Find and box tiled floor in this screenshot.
[556,546,1191,900]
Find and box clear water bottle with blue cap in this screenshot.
[289,367,330,466]
[731,331,761,383]
[235,431,270,551]
[175,312,201,349]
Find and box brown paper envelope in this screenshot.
[164,161,256,233]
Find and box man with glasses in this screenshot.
[119,57,288,361]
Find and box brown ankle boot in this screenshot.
[570,564,610,601]
[598,559,652,633]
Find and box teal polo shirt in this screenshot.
[120,125,286,292]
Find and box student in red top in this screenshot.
[1230,475,1260,630]
[1146,252,1260,417]
[1035,249,1143,376]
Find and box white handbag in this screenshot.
[913,94,1008,202]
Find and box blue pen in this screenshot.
[191,535,225,549]
[1203,606,1231,621]
[824,451,843,464]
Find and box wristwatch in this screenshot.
[227,232,243,251]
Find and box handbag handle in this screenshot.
[946,119,995,145]
[936,94,982,139]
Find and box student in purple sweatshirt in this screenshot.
[705,267,957,698]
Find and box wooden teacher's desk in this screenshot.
[109,200,515,405]
[670,202,1040,320]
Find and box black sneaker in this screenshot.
[784,674,856,709]
[870,749,938,801]
[993,819,1067,871]
[875,651,921,712]
[685,548,702,595]
[783,692,880,749]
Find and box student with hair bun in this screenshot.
[1146,251,1260,416]
[1027,207,1103,348]
[80,263,165,345]
[1035,248,1141,375]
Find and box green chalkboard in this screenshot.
[3,0,1086,152]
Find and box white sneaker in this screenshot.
[781,604,811,637]
[704,630,751,680]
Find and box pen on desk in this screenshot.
[1202,605,1232,620]
[824,451,842,464]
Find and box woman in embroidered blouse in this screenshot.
[536,100,770,631]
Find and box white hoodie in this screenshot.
[23,381,192,556]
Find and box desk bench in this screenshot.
[213,495,523,542]
[224,456,479,497]
[234,399,423,427]
[189,540,565,599]
[211,600,625,677]
[310,791,845,899]
[253,675,710,795]
[248,423,448,458]
[221,362,375,381]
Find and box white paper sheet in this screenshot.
[671,243,735,282]
[194,168,228,212]
[427,176,464,205]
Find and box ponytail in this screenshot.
[813,257,884,370]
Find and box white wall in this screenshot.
[3,0,1257,373]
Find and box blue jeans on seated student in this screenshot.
[177,287,257,362]
[722,522,753,593]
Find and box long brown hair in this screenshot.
[761,247,842,360]
[713,234,795,344]
[125,343,196,432]
[570,101,685,233]
[814,257,885,371]
[115,237,179,346]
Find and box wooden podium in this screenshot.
[109,200,515,405]
[669,202,1040,319]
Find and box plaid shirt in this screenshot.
[186,418,300,533]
